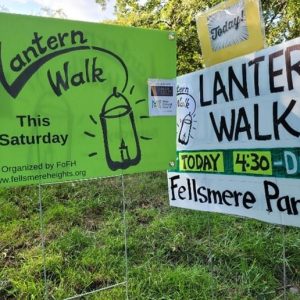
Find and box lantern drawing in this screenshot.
[100,87,141,170]
[178,113,192,145]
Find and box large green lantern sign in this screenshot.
[0,13,176,186]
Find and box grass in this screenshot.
[0,172,299,299]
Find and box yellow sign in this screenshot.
[179,151,224,173]
[196,0,265,67]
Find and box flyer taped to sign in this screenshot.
[148,79,176,116]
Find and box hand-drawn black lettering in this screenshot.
[210,13,243,41]
[189,44,300,109]
[169,174,181,200]
[248,55,265,96]
[170,175,257,209]
[273,99,300,139]
[177,86,189,94]
[47,36,59,50]
[213,71,229,104]
[10,54,27,72]
[9,30,88,73]
[31,32,47,55]
[264,180,300,215]
[243,191,256,209]
[228,63,248,100]
[210,98,300,143]
[21,46,39,67]
[210,106,252,142]
[70,30,88,45]
[0,44,89,98]
[47,57,106,96]
[254,104,272,140]
[234,107,252,141]
[199,74,212,107]
[180,153,221,172]
[209,110,235,142]
[0,43,129,98]
[47,61,70,96]
[208,0,248,51]
[269,50,284,93]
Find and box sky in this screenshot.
[0,0,116,22]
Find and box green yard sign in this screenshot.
[0,13,176,186]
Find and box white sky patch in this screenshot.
[0,0,116,22]
[5,0,29,3]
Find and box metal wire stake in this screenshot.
[208,215,214,300]
[64,282,127,300]
[121,174,129,300]
[38,184,49,300]
[281,225,287,300]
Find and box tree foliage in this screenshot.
[96,0,300,75]
[263,0,300,44]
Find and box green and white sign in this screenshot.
[169,37,300,227]
[0,13,176,186]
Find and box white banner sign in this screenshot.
[170,37,300,227]
[177,37,300,151]
[168,172,300,227]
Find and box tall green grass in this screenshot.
[0,172,299,299]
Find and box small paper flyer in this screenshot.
[148,79,176,116]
